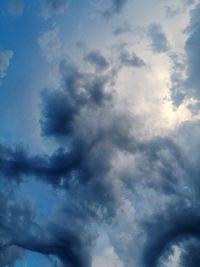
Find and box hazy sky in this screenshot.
[1,0,200,266]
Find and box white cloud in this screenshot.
[38,27,62,63]
[92,247,124,267]
[162,246,181,267]
[0,50,14,80]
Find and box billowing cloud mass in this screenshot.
[1,1,200,267]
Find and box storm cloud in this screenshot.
[2,1,200,267]
[0,49,192,266]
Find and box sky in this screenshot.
[1,0,200,266]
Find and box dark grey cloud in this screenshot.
[1,44,200,267]
[13,224,92,267]
[103,0,129,18]
[180,238,200,267]
[142,208,200,267]
[0,177,93,267]
[0,56,136,266]
[43,0,69,18]
[2,1,200,267]
[41,60,112,139]
[139,120,200,267]
[84,50,109,71]
[0,246,26,267]
[0,49,180,266]
[0,120,192,267]
[148,23,170,53]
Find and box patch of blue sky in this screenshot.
[15,251,51,267]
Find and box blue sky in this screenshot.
[1,0,200,267]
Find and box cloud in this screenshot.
[137,119,200,267]
[169,53,185,105]
[84,50,110,71]
[142,209,200,266]
[165,6,181,19]
[165,0,195,18]
[0,246,26,267]
[113,22,132,36]
[0,51,185,266]
[0,55,135,266]
[0,186,34,266]
[0,50,14,80]
[184,4,200,99]
[38,27,62,62]
[2,10,200,266]
[169,3,200,106]
[92,247,123,267]
[119,50,146,68]
[8,0,24,16]
[42,0,69,18]
[183,0,195,6]
[180,238,200,267]
[0,110,192,266]
[148,23,170,53]
[103,0,129,19]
